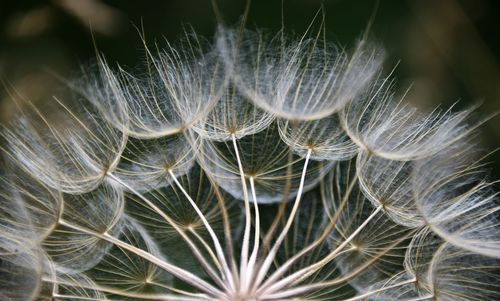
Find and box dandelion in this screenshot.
[1,16,499,301]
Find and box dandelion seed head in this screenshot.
[1,13,499,301]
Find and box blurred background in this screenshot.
[0,0,499,174]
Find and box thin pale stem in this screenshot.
[257,248,355,300]
[184,128,238,288]
[261,151,294,251]
[259,205,383,296]
[259,173,358,290]
[341,277,416,301]
[52,294,108,301]
[106,172,226,290]
[251,149,312,292]
[188,227,222,271]
[57,218,222,297]
[53,293,208,301]
[44,276,210,301]
[242,176,261,292]
[403,296,435,301]
[260,228,414,299]
[168,169,235,291]
[212,181,240,287]
[231,133,252,287]
[151,281,212,298]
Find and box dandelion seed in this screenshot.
[341,79,478,161]
[3,94,127,194]
[89,28,225,139]
[218,27,384,121]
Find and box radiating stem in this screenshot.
[341,277,416,301]
[188,227,222,271]
[260,227,414,300]
[57,218,222,297]
[169,169,235,290]
[184,129,238,287]
[151,281,213,298]
[259,173,358,290]
[106,172,226,290]
[251,149,312,292]
[261,151,294,251]
[259,205,383,296]
[242,176,261,292]
[230,133,252,287]
[52,294,108,301]
[44,277,210,301]
[52,293,208,301]
[403,296,435,301]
